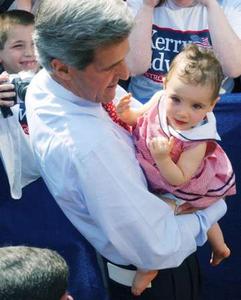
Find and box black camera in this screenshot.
[12,77,30,102]
[0,74,31,118]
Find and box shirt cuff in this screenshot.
[194,200,227,246]
[176,200,227,247]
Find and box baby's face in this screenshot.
[164,74,216,131]
[0,24,38,74]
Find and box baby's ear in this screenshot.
[162,77,166,89]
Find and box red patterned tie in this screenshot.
[102,101,131,132]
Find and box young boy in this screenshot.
[0,10,37,130]
[0,9,37,74]
[0,9,38,196]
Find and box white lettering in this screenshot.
[152,52,170,72]
[19,107,26,121]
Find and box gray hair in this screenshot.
[34,0,134,71]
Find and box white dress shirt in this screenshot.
[0,104,39,199]
[26,69,226,270]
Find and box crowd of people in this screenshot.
[0,0,240,299]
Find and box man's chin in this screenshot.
[101,89,117,103]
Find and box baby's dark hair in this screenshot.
[166,44,224,101]
[0,10,34,49]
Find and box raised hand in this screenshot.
[116,93,139,125]
[149,136,174,161]
[116,94,132,116]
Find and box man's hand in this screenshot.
[0,72,16,108]
[175,202,200,215]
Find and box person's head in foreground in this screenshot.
[164,43,224,131]
[34,0,133,103]
[0,246,73,300]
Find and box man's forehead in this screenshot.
[92,39,129,69]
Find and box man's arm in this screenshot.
[68,136,226,270]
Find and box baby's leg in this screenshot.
[132,269,158,296]
[207,223,230,266]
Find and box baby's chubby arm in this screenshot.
[149,136,207,186]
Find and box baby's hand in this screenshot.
[149,136,174,160]
[116,94,132,116]
[0,72,16,107]
[116,93,138,126]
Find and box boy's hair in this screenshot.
[166,44,224,101]
[0,10,35,50]
[0,246,69,300]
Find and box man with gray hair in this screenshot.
[26,0,227,299]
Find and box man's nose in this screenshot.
[118,60,130,81]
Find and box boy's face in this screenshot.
[0,24,38,74]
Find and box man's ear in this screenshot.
[60,292,74,300]
[50,59,71,81]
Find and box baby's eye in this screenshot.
[193,104,202,110]
[171,96,180,103]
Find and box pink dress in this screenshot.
[133,94,236,208]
